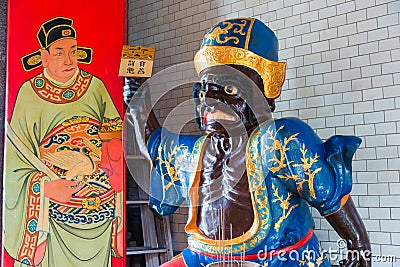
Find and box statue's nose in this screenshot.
[199,80,207,102]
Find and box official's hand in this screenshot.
[44,179,84,203]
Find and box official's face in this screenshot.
[41,38,78,83]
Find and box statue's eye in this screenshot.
[223,85,238,95]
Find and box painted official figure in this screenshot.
[4,17,123,266]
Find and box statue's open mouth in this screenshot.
[204,110,236,124]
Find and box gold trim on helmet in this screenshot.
[194,45,286,99]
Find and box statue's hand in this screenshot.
[123,77,147,105]
[123,76,159,144]
[339,245,371,267]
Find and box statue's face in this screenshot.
[193,65,270,135]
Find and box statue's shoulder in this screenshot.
[259,117,315,136]
[274,117,311,131]
[257,117,322,147]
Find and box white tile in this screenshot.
[314,62,332,74]
[376,146,399,158]
[315,84,334,95]
[365,135,387,147]
[382,61,400,75]
[347,9,367,23]
[370,51,392,64]
[370,207,391,219]
[370,232,392,245]
[378,13,399,28]
[330,36,349,49]
[338,23,358,36]
[379,37,400,51]
[357,147,378,160]
[295,44,312,56]
[342,68,362,81]
[387,134,400,145]
[345,114,365,125]
[324,70,342,83]
[355,124,376,136]
[297,65,314,77]
[297,86,316,98]
[332,58,351,71]
[363,88,384,100]
[389,24,400,38]
[355,0,377,10]
[304,53,322,65]
[302,32,320,44]
[333,80,351,93]
[359,41,379,55]
[293,2,309,15]
[319,6,337,19]
[351,184,368,197]
[299,108,317,119]
[337,1,356,15]
[357,18,378,33]
[351,55,371,68]
[340,46,359,59]
[325,93,343,105]
[381,220,400,232]
[368,28,390,42]
[357,171,378,183]
[348,32,368,46]
[367,159,389,171]
[368,183,390,195]
[359,196,381,207]
[322,49,340,61]
[374,98,395,111]
[373,74,394,87]
[354,100,374,113]
[306,74,324,85]
[289,77,306,88]
[310,0,328,11]
[392,233,400,245]
[310,19,329,31]
[319,27,338,41]
[301,11,320,25]
[367,4,389,19]
[335,103,354,115]
[387,1,400,13]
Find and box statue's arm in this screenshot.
[325,197,371,267]
[123,77,160,158]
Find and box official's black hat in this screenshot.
[21,17,93,71]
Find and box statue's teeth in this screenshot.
[206,110,235,121]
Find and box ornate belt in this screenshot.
[51,188,115,210]
[188,228,314,261]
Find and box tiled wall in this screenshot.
[127,0,400,263]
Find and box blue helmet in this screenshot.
[194,18,286,99]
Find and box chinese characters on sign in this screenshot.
[119,45,155,77]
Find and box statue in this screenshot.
[124,18,371,267]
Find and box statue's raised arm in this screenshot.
[123,77,160,157]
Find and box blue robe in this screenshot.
[147,118,360,266]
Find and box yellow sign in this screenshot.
[119,45,155,77]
